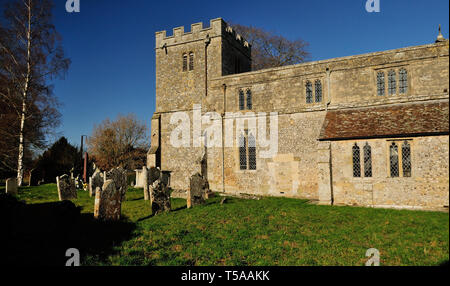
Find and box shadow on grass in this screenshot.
[0,193,136,266]
[439,260,449,266]
[137,214,154,222]
[127,196,144,202]
[172,205,187,212]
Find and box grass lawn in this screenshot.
[4,184,449,266]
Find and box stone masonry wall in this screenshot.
[329,136,449,210]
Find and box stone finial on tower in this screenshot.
[436,24,446,43]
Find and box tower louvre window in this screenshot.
[377,72,385,96]
[315,80,322,102]
[388,70,397,95]
[399,68,408,94]
[306,81,313,103]
[182,53,188,72]
[352,144,361,178]
[189,52,194,71]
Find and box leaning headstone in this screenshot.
[187,173,209,208]
[89,170,104,197]
[105,167,127,201]
[94,180,122,221]
[147,168,171,215]
[150,179,171,215]
[5,178,18,196]
[56,174,77,201]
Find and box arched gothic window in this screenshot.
[353,144,361,177]
[390,142,399,177]
[306,81,313,104]
[402,141,411,177]
[388,70,397,95]
[248,133,256,170]
[399,69,408,94]
[239,134,247,170]
[377,72,385,96]
[239,89,245,110]
[246,89,252,110]
[182,53,188,72]
[189,52,194,71]
[363,143,372,177]
[315,80,322,103]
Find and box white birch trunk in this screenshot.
[17,0,32,187]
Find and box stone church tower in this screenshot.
[148,18,251,185]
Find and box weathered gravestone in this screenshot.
[89,170,104,197]
[187,173,209,208]
[6,178,18,196]
[94,180,122,221]
[105,167,127,201]
[56,174,77,201]
[142,166,149,201]
[148,167,171,215]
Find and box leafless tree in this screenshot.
[231,23,310,71]
[0,0,69,185]
[88,114,150,171]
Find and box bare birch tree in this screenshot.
[0,0,69,185]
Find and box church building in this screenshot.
[147,18,449,210]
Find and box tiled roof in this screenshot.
[319,101,449,140]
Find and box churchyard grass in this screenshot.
[7,184,449,266]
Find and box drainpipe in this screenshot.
[221,83,227,193]
[326,67,333,204]
[204,34,211,97]
[326,67,331,110]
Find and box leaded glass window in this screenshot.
[239,134,247,170]
[306,81,313,104]
[248,133,256,170]
[315,80,322,103]
[364,143,372,177]
[388,70,397,95]
[402,141,411,177]
[239,89,245,110]
[182,53,188,72]
[390,142,399,177]
[246,89,252,110]
[353,144,361,178]
[399,69,408,94]
[189,52,194,71]
[377,72,385,96]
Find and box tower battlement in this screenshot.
[155,18,251,55]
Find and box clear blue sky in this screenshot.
[48,0,448,147]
